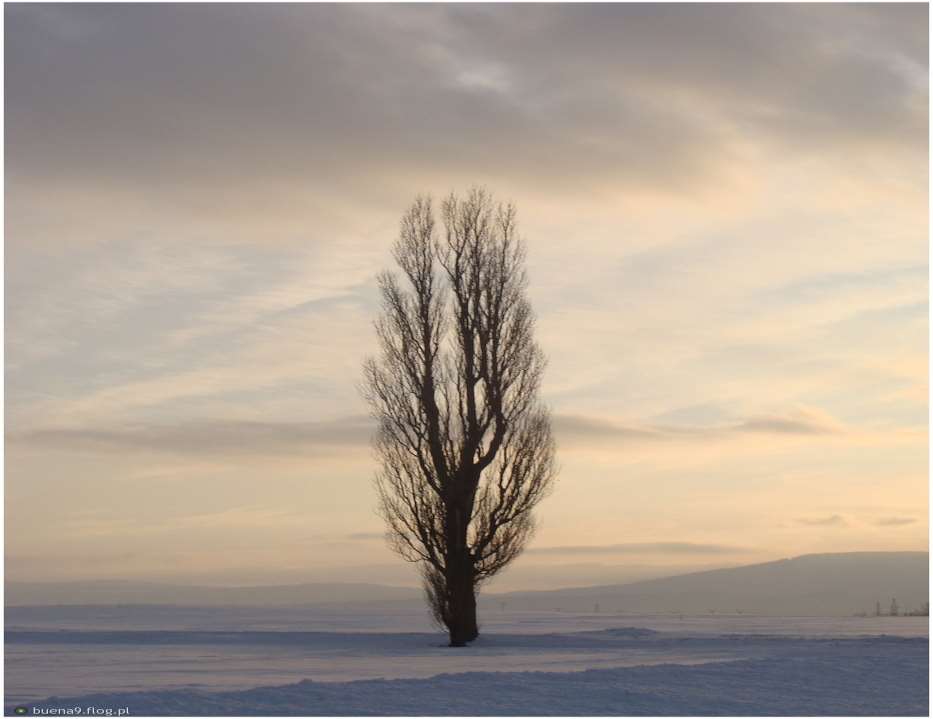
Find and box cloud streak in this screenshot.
[345,532,386,541]
[10,416,375,457]
[11,408,847,458]
[875,517,918,527]
[526,542,755,556]
[554,408,842,445]
[796,515,848,527]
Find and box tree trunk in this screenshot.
[446,559,478,647]
[444,499,478,647]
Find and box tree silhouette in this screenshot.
[362,188,556,646]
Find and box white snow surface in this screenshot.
[5,607,928,716]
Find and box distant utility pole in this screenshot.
[875,600,882,617]
[890,598,899,617]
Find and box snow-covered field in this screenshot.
[5,607,928,716]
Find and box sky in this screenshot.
[5,3,928,590]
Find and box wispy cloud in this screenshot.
[796,515,848,527]
[62,506,312,538]
[12,408,845,458]
[526,542,755,556]
[875,517,918,527]
[554,407,842,445]
[10,416,374,457]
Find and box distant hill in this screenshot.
[5,580,421,607]
[482,552,929,616]
[7,552,927,616]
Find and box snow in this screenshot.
[5,608,928,716]
[8,604,927,636]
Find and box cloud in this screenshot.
[6,552,138,569]
[554,408,841,445]
[6,3,925,200]
[10,416,375,457]
[5,231,382,430]
[875,517,918,527]
[12,407,843,458]
[736,415,838,436]
[526,542,754,556]
[553,415,663,442]
[796,515,847,527]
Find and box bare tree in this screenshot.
[362,188,556,647]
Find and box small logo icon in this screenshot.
[14,708,28,715]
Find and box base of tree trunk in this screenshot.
[448,635,477,648]
[447,624,479,647]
